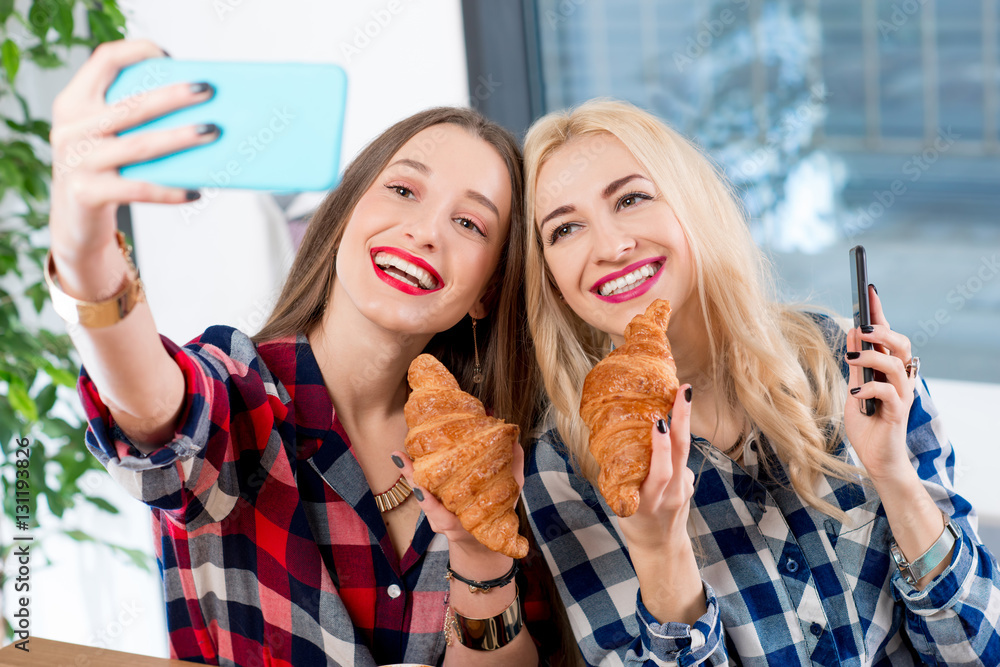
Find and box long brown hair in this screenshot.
[253,107,540,435]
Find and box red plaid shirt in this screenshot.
[79,326,553,666]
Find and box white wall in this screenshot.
[925,379,1000,529]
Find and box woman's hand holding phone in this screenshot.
[843,286,919,485]
[49,39,218,294]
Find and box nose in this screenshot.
[401,210,442,251]
[590,217,636,263]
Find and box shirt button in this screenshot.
[786,558,799,573]
[689,628,705,649]
[387,584,402,599]
[810,622,823,637]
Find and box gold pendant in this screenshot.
[374,475,413,513]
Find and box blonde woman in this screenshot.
[520,99,1000,666]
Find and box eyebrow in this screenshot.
[388,159,498,218]
[466,190,499,219]
[388,158,430,174]
[540,205,576,228]
[603,174,648,198]
[539,174,650,228]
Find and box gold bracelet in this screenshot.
[44,231,146,328]
[449,585,523,651]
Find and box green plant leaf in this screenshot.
[26,280,47,313]
[27,0,55,39]
[83,495,119,514]
[87,9,124,43]
[44,485,66,517]
[44,362,78,388]
[54,1,74,44]
[34,383,58,415]
[1,39,20,83]
[0,0,15,23]
[26,43,62,68]
[7,381,37,422]
[63,529,95,542]
[41,416,79,440]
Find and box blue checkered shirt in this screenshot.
[523,329,1000,666]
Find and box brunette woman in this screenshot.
[48,39,545,666]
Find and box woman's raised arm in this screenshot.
[48,39,219,450]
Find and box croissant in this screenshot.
[579,299,679,517]
[403,353,528,559]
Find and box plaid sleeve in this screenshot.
[890,376,1000,663]
[78,325,287,529]
[523,428,728,667]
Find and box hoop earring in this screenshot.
[471,317,483,384]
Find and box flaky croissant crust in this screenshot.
[404,354,528,559]
[579,299,679,517]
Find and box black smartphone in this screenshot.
[849,245,876,416]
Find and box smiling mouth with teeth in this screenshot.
[597,261,663,297]
[373,251,440,290]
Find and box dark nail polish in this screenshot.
[185,190,201,201]
[846,351,861,360]
[684,386,692,403]
[656,419,667,434]
[869,283,878,295]
[413,487,424,502]
[850,387,861,395]
[861,325,875,334]
[391,454,404,469]
[190,82,213,95]
[160,49,172,58]
[196,123,220,136]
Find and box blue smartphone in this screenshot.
[105,58,347,192]
[849,245,877,416]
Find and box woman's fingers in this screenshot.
[866,285,892,355]
[642,419,673,503]
[846,349,909,400]
[846,328,864,393]
[512,441,525,489]
[858,323,912,369]
[67,172,197,209]
[52,81,214,156]
[105,80,216,136]
[847,377,910,421]
[640,384,694,508]
[670,385,692,472]
[87,122,220,172]
[391,450,463,535]
[57,39,168,113]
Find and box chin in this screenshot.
[365,300,462,337]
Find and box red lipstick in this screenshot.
[370,247,444,295]
[591,257,664,304]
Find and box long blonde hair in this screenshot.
[523,99,854,518]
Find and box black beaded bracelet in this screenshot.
[445,560,519,594]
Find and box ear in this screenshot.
[468,297,488,320]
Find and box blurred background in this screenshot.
[1,0,997,658]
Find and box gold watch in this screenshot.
[44,231,146,328]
